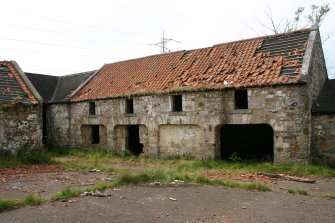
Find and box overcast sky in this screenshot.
[0,0,334,78]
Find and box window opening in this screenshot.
[235,90,248,109]
[125,99,134,114]
[171,95,182,112]
[89,102,96,115]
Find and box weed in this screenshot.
[287,189,308,196]
[51,188,82,201]
[229,152,241,162]
[17,146,51,165]
[0,194,43,211]
[321,194,335,199]
[23,194,43,205]
[288,189,296,194]
[0,198,20,211]
[0,146,53,167]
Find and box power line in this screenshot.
[1,9,156,39]
[0,22,150,46]
[0,37,135,55]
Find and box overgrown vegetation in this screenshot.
[1,148,335,212]
[287,189,309,196]
[0,146,52,167]
[321,194,335,200]
[0,194,43,211]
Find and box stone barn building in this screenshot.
[312,79,335,165]
[0,61,43,154]
[2,26,334,165]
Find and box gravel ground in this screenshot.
[1,185,335,223]
[1,164,334,223]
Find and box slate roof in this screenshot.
[25,73,58,102]
[72,28,312,102]
[312,79,335,114]
[0,61,39,104]
[25,71,95,103]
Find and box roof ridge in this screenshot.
[60,70,97,78]
[213,27,311,47]
[50,76,61,102]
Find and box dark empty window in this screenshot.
[234,90,248,109]
[89,102,96,115]
[125,98,134,114]
[91,125,100,144]
[172,95,182,112]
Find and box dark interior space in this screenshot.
[42,104,47,144]
[91,125,100,144]
[127,125,143,155]
[172,95,182,112]
[234,90,248,109]
[220,124,273,161]
[89,102,96,115]
[125,99,134,114]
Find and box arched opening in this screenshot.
[220,124,273,161]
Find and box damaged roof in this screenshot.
[72,28,313,102]
[26,71,95,103]
[312,79,335,114]
[0,61,39,104]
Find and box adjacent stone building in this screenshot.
[2,26,334,165]
[311,80,335,165]
[0,61,42,154]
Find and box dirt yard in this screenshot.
[1,164,335,223]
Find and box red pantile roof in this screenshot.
[0,61,39,104]
[72,28,312,102]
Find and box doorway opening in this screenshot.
[127,125,143,155]
[220,124,273,161]
[91,125,100,144]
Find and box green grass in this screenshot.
[321,194,335,199]
[0,194,44,211]
[287,189,308,196]
[2,148,334,212]
[0,198,21,211]
[0,147,53,168]
[51,188,82,201]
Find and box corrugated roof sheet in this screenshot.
[312,79,335,114]
[72,28,311,102]
[0,61,38,104]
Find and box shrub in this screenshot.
[17,145,51,165]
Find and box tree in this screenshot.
[261,4,330,34]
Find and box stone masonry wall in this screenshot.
[46,104,71,147]
[49,84,311,164]
[312,114,335,165]
[0,103,42,154]
[304,31,328,105]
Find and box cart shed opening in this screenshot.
[220,124,273,161]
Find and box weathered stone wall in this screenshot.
[159,125,205,157]
[304,31,328,105]
[312,114,335,165]
[49,84,312,164]
[0,103,42,154]
[46,103,71,147]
